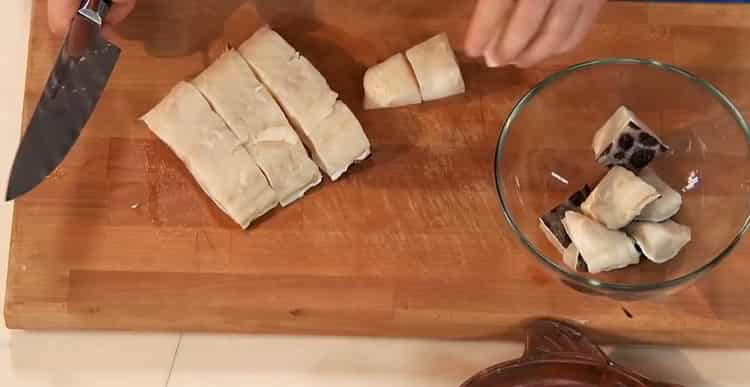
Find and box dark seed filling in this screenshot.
[630,148,655,170]
[577,258,589,273]
[540,185,594,249]
[627,121,642,131]
[567,184,592,207]
[638,132,659,147]
[618,133,634,151]
[541,206,573,248]
[596,119,667,172]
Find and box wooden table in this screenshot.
[5,0,750,346]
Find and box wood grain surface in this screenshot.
[5,0,750,346]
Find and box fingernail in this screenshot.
[465,48,481,57]
[484,53,502,68]
[515,62,532,69]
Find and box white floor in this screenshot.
[1,2,749,386]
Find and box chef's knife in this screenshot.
[6,0,121,201]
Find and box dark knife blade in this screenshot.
[6,1,120,201]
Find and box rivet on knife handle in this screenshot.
[78,0,111,27]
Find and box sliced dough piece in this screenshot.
[252,126,323,206]
[581,166,660,229]
[192,50,321,206]
[238,26,337,129]
[562,243,580,271]
[539,185,593,253]
[364,52,422,109]
[562,212,641,274]
[309,101,371,180]
[592,106,669,171]
[142,82,277,228]
[239,26,371,180]
[562,243,589,272]
[637,168,682,222]
[405,33,465,102]
[627,220,691,263]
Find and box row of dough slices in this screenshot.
[142,26,371,228]
[363,33,466,110]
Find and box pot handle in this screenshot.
[523,319,609,362]
[524,319,684,387]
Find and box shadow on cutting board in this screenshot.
[115,0,324,58]
[116,0,248,57]
[115,0,372,101]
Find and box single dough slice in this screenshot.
[539,185,592,253]
[562,243,590,272]
[308,101,371,180]
[364,52,422,109]
[405,33,465,102]
[192,50,321,206]
[238,26,337,129]
[142,82,278,228]
[239,26,371,180]
[592,106,669,171]
[637,168,682,222]
[626,220,692,263]
[562,211,641,274]
[252,126,323,206]
[581,166,660,229]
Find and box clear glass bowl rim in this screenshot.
[494,57,750,293]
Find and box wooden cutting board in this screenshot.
[6,0,750,346]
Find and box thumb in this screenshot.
[104,0,136,26]
[101,24,124,42]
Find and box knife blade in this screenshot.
[6,0,120,201]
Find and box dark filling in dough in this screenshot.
[618,133,634,151]
[638,132,659,146]
[596,119,668,172]
[539,185,594,250]
[630,148,655,170]
[541,204,574,248]
[568,184,592,207]
[577,257,589,272]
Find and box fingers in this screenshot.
[105,0,137,26]
[466,0,606,69]
[464,0,515,57]
[513,0,583,68]
[557,0,605,54]
[48,0,79,37]
[483,0,553,67]
[101,24,124,42]
[48,0,136,37]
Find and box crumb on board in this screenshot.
[130,203,140,209]
[551,171,569,185]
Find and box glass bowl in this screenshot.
[495,58,750,299]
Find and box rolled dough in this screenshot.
[142,81,278,228]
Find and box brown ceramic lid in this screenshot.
[460,319,683,387]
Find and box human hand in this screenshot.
[48,0,136,39]
[465,0,606,68]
